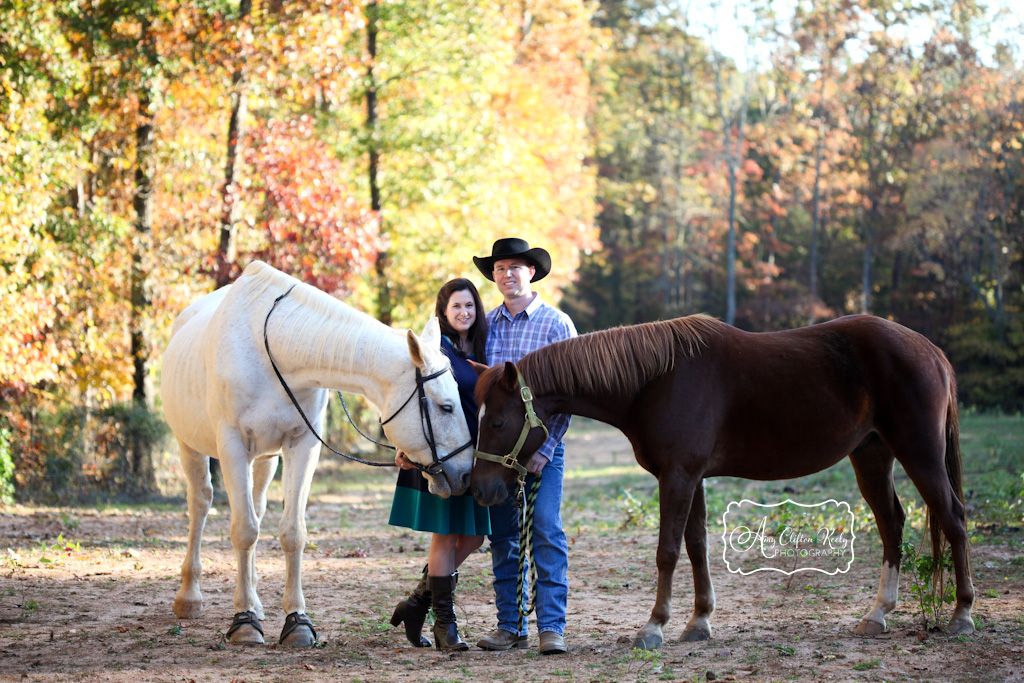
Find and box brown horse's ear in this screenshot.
[500,361,519,390]
[468,359,489,376]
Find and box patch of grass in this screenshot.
[853,658,882,671]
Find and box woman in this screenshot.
[389,278,490,651]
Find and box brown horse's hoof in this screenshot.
[632,633,663,650]
[946,618,975,635]
[681,626,711,642]
[227,611,265,645]
[279,612,318,647]
[854,618,886,636]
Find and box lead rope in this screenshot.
[516,474,542,634]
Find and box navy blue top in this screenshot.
[440,335,480,442]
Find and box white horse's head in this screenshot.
[382,317,474,497]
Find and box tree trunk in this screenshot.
[364,1,391,326]
[130,15,158,491]
[712,49,750,327]
[808,123,824,322]
[861,219,874,315]
[215,0,253,290]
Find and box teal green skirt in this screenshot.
[389,468,492,536]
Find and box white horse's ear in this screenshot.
[420,317,441,347]
[408,317,441,370]
[407,329,425,370]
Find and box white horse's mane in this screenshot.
[238,260,406,373]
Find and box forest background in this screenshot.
[1,0,1022,501]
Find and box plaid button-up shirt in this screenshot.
[485,293,577,461]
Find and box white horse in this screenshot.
[160,261,473,646]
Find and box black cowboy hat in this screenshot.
[473,237,552,282]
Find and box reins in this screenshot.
[262,286,471,476]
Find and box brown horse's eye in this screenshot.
[490,418,505,430]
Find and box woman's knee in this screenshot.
[457,534,484,553]
[431,533,459,553]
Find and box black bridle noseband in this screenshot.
[262,286,473,479]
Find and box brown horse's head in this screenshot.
[471,362,550,506]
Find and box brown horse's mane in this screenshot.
[514,314,724,398]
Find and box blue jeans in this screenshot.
[488,442,568,636]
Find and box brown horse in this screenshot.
[470,314,974,649]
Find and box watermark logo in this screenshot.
[721,499,855,575]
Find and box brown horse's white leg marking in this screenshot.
[173,443,214,620]
[855,561,899,635]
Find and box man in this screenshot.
[472,237,577,655]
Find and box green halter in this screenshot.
[473,368,549,496]
[473,367,547,625]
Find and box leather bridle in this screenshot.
[263,286,473,479]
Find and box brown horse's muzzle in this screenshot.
[470,461,515,507]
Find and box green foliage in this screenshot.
[853,658,882,671]
[0,427,14,505]
[3,0,1024,495]
[946,317,1024,412]
[900,540,956,630]
[619,487,659,529]
[6,401,169,502]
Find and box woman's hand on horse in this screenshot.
[526,453,549,475]
[395,451,415,470]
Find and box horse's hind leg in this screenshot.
[895,442,975,634]
[173,441,213,620]
[634,469,700,650]
[850,437,905,635]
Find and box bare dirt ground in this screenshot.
[2,424,1023,683]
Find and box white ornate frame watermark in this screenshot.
[721,498,856,576]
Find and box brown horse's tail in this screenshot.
[928,371,964,587]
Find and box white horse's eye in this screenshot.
[441,404,455,413]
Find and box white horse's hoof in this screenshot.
[279,612,318,648]
[227,611,265,645]
[854,618,886,636]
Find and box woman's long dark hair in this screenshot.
[435,278,487,363]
